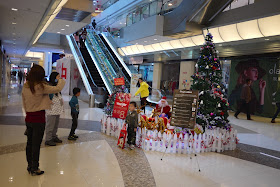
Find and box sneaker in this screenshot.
[234,114,238,119]
[45,141,56,146]
[53,137,63,143]
[68,136,77,141]
[271,120,276,123]
[73,134,79,139]
[129,145,135,150]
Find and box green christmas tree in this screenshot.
[191,33,230,130]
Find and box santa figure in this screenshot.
[155,97,171,118]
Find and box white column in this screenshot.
[179,61,195,90]
[152,63,162,90]
[44,52,52,76]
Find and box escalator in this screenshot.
[66,35,107,105]
[98,33,131,79]
[85,30,131,93]
[79,48,105,88]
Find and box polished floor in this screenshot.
[1,80,280,187]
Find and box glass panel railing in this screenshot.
[66,35,95,95]
[101,0,119,11]
[85,35,115,94]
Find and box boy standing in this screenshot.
[68,88,80,140]
[125,102,138,150]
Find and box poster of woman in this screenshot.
[228,57,280,117]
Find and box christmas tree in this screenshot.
[191,33,230,130]
[105,83,128,116]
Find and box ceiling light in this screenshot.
[135,43,138,45]
[11,8,18,11]
[144,41,147,42]
[57,32,61,34]
[13,39,16,40]
[12,22,17,25]
[13,43,16,44]
[12,33,16,35]
[168,3,173,6]
[61,29,65,30]
[65,25,69,27]
[265,38,269,41]
[154,39,157,40]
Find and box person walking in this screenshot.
[92,19,97,30]
[22,65,65,176]
[234,79,252,120]
[45,72,64,146]
[134,78,149,113]
[271,90,280,123]
[18,70,23,84]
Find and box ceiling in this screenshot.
[0,0,53,59]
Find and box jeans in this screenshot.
[26,122,46,171]
[272,102,280,120]
[235,99,251,120]
[45,115,60,141]
[70,113,78,136]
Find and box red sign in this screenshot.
[112,93,131,119]
[114,77,125,86]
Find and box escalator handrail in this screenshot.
[70,35,98,88]
[92,32,130,85]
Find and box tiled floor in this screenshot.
[1,80,280,187]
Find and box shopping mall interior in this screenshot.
[0,0,280,186]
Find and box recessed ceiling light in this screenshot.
[265,38,269,41]
[154,39,157,40]
[13,39,16,40]
[65,25,69,27]
[12,33,16,35]
[12,22,17,25]
[168,3,173,6]
[57,32,61,34]
[135,43,138,45]
[61,29,65,30]
[144,41,147,42]
[11,8,18,11]
[13,43,16,44]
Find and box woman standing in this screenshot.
[22,65,65,175]
[45,72,64,146]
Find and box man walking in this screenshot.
[234,79,252,120]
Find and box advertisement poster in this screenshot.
[228,57,280,117]
[56,58,71,95]
[112,93,131,119]
[130,74,142,102]
[114,77,125,86]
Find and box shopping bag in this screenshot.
[117,124,127,149]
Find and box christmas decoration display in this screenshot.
[105,79,128,116]
[101,115,238,153]
[191,33,230,130]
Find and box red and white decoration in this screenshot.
[101,115,238,153]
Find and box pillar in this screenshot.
[44,52,52,76]
[179,61,195,90]
[151,54,162,100]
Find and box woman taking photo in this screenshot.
[22,65,65,176]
